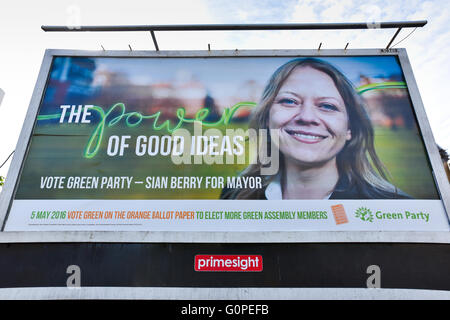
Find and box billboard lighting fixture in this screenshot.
[41,21,427,51]
[150,30,159,51]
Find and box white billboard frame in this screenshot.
[0,48,449,244]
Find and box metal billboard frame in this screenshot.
[0,48,449,244]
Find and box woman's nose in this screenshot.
[293,103,320,125]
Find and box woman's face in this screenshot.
[268,66,352,166]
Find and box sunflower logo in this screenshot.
[355,207,374,222]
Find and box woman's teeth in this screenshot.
[291,132,323,140]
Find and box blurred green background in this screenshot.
[15,119,439,200]
[13,55,440,200]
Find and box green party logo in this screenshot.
[355,207,374,223]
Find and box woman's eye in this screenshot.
[278,98,297,106]
[319,103,338,111]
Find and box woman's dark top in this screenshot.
[220,174,412,200]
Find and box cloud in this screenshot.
[290,0,319,22]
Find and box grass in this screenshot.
[373,126,438,199]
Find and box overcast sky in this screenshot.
[0,0,449,178]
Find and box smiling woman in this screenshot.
[221,58,411,200]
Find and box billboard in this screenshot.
[1,49,449,232]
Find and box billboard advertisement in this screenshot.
[3,51,449,232]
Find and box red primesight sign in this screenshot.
[194,255,263,272]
